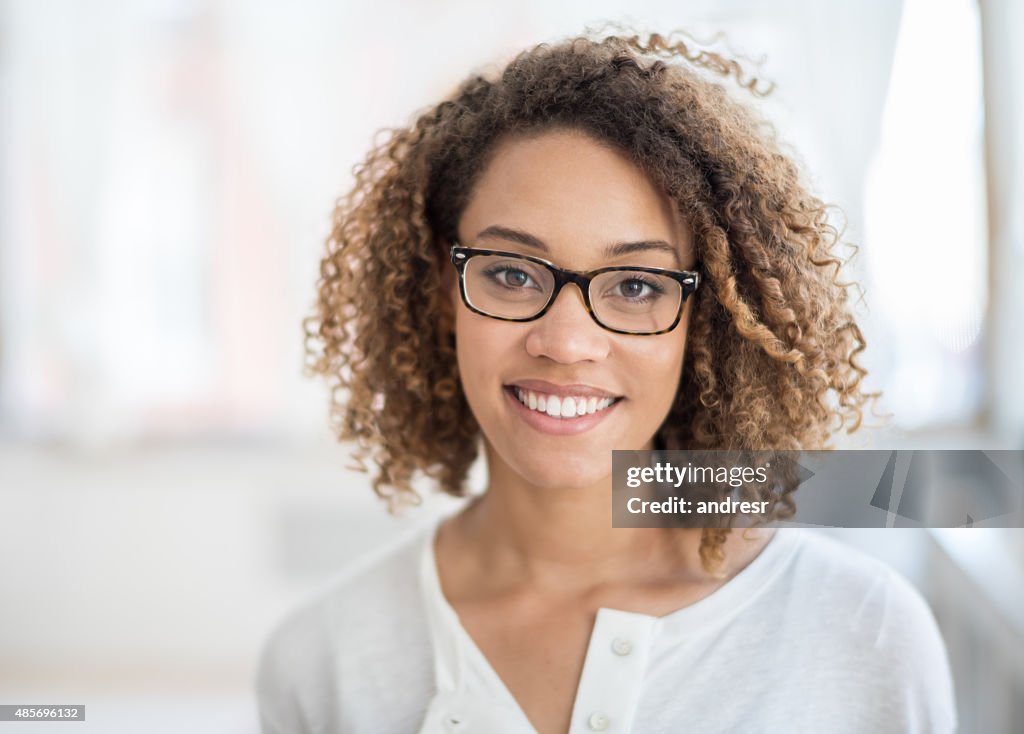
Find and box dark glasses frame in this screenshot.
[449,244,701,335]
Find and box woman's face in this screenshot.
[452,129,697,489]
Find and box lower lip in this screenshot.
[503,387,621,436]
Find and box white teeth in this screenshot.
[511,388,617,419]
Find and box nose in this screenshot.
[524,284,612,363]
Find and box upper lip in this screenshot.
[505,379,622,399]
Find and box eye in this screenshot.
[609,275,665,301]
[502,268,530,287]
[617,278,652,299]
[482,263,541,290]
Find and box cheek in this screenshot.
[455,310,488,362]
[454,309,512,396]
[629,331,688,405]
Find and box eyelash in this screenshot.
[606,275,666,304]
[482,265,669,298]
[482,264,539,288]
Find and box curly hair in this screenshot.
[306,31,877,570]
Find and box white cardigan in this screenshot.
[256,520,956,733]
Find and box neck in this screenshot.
[453,442,714,593]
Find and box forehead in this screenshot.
[457,129,694,267]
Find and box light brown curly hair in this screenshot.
[305,31,876,569]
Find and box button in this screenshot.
[611,637,633,656]
[587,711,610,731]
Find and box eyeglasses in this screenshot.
[450,245,700,335]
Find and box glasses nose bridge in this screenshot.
[547,269,596,321]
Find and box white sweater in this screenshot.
[256,521,957,733]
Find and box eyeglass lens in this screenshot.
[463,254,683,333]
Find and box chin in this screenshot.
[475,396,662,489]
[504,447,616,490]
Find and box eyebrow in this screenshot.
[475,225,684,267]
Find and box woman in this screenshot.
[257,32,956,733]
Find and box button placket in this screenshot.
[569,609,655,732]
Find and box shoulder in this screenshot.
[784,530,941,643]
[255,522,435,733]
[775,530,957,731]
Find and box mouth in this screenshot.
[503,384,623,419]
[500,378,625,438]
[502,382,623,436]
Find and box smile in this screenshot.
[510,387,619,419]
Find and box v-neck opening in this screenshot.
[418,518,802,733]
[419,523,537,730]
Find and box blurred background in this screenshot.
[1,0,1022,732]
